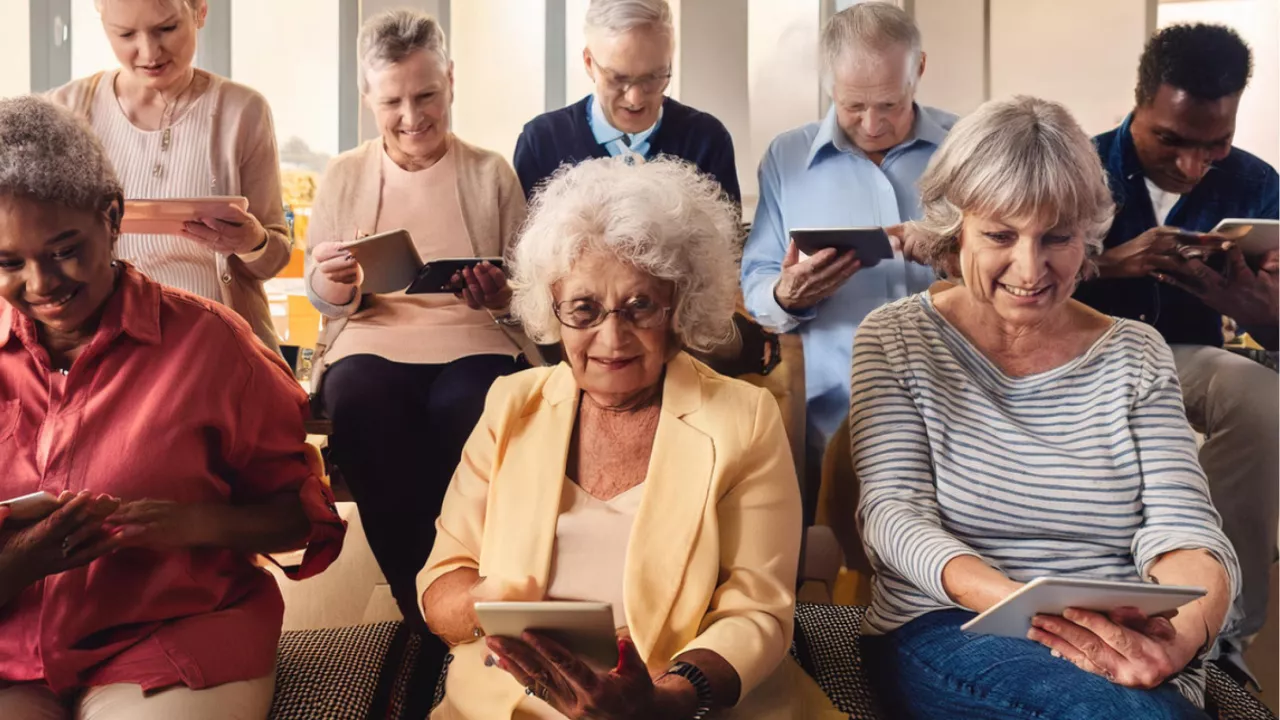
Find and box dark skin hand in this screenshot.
[1149,243,1279,328]
[0,491,128,608]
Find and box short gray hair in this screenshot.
[822,2,922,89]
[584,0,673,37]
[0,96,122,217]
[912,95,1116,278]
[358,9,449,93]
[511,156,739,352]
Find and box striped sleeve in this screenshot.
[1127,332,1242,624]
[851,311,981,607]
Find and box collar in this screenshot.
[0,263,163,353]
[806,102,946,168]
[541,350,703,418]
[588,94,663,151]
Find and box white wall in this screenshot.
[913,0,985,116]
[990,0,1148,135]
[232,0,341,158]
[747,0,823,209]
[1159,0,1279,169]
[71,0,119,79]
[681,0,750,196]
[451,0,546,162]
[0,0,30,98]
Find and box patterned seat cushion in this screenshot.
[791,602,1276,720]
[270,622,435,720]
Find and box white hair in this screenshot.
[358,9,449,94]
[584,0,673,38]
[0,96,122,218]
[511,156,740,353]
[912,95,1116,278]
[822,2,923,90]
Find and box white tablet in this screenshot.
[121,196,250,236]
[960,576,1206,638]
[342,229,423,295]
[1210,218,1279,256]
[474,601,618,671]
[0,491,60,522]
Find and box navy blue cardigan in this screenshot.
[512,95,741,205]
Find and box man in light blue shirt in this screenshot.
[742,2,956,504]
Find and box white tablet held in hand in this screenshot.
[474,601,619,671]
[0,491,61,522]
[342,229,423,295]
[960,576,1206,638]
[121,196,249,236]
[1210,218,1279,256]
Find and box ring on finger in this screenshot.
[60,537,72,557]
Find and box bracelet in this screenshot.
[661,661,713,720]
[491,312,522,328]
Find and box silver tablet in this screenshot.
[474,601,618,671]
[960,576,1206,638]
[343,229,422,295]
[1210,218,1279,256]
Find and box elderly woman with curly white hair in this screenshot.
[851,96,1239,719]
[416,156,842,720]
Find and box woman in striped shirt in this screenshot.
[852,96,1239,719]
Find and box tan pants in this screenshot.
[0,674,275,720]
[1172,344,1279,650]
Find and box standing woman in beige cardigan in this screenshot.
[49,0,291,353]
[303,8,531,673]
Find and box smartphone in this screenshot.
[0,491,61,522]
[407,258,506,295]
[342,229,422,295]
[474,601,618,671]
[789,227,895,267]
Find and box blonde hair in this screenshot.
[511,156,740,352]
[912,95,1115,277]
[94,0,204,14]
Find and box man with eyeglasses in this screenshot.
[1074,23,1278,682]
[741,2,954,523]
[513,0,741,205]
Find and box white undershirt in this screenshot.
[1145,177,1182,226]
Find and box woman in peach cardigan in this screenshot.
[418,156,842,720]
[49,0,291,352]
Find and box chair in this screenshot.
[789,602,1278,720]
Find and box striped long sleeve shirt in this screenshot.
[851,293,1241,705]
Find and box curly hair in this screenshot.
[0,96,123,219]
[911,95,1115,280]
[1137,23,1252,105]
[510,155,740,353]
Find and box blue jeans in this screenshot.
[861,610,1209,720]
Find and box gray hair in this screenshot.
[912,95,1116,278]
[511,156,739,352]
[584,0,673,38]
[0,96,122,218]
[822,2,923,89]
[358,9,449,93]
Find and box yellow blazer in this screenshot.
[419,353,841,719]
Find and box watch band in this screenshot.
[664,661,713,719]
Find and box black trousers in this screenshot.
[320,353,526,667]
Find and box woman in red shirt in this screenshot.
[0,96,344,719]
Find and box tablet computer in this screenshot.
[789,227,894,266]
[407,258,506,295]
[1210,218,1279,256]
[960,576,1206,638]
[474,601,618,671]
[343,229,422,295]
[121,196,250,236]
[0,491,60,522]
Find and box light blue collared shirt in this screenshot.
[587,94,663,158]
[741,104,957,451]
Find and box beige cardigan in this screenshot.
[49,70,291,353]
[304,136,535,393]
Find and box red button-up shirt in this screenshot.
[0,266,344,693]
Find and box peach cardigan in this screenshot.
[419,353,843,719]
[49,70,292,353]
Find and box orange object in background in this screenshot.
[285,295,323,350]
[279,248,306,278]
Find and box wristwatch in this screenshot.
[492,312,522,328]
[664,661,713,719]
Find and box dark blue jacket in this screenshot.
[512,95,741,205]
[1075,114,1279,347]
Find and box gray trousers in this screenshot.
[1172,344,1278,652]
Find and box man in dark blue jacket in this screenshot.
[512,0,740,205]
[1077,23,1277,678]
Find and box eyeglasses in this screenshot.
[589,52,672,95]
[553,296,671,330]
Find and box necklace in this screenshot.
[147,72,198,180]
